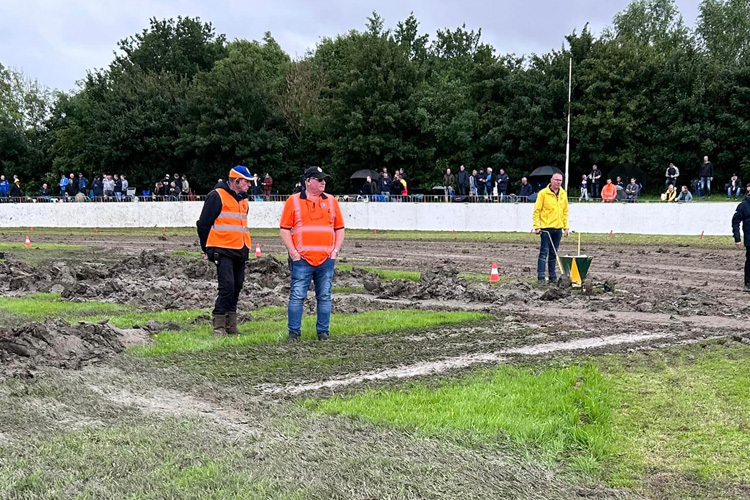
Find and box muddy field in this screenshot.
[1,230,748,499]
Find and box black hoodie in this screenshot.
[732,195,750,247]
[196,181,250,260]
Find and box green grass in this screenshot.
[0,293,131,320]
[0,242,85,251]
[132,310,491,356]
[603,342,750,489]
[0,422,303,499]
[310,341,750,497]
[331,285,367,294]
[336,263,420,281]
[0,226,734,248]
[311,363,613,473]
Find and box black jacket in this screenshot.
[732,196,750,247]
[457,170,468,187]
[196,182,250,261]
[699,161,714,178]
[519,183,533,197]
[362,180,377,195]
[92,179,103,197]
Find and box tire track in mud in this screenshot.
[88,385,260,440]
[259,331,677,395]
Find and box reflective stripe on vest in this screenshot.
[291,193,336,253]
[206,189,251,250]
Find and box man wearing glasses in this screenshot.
[280,166,346,342]
[197,165,253,336]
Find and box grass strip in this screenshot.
[0,243,85,251]
[0,293,131,320]
[0,422,303,499]
[0,227,734,247]
[310,363,612,474]
[131,310,491,356]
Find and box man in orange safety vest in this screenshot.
[197,165,253,336]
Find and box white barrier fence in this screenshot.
[0,200,740,236]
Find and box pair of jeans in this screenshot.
[213,255,246,315]
[729,187,742,198]
[700,177,711,196]
[288,258,335,336]
[538,228,562,280]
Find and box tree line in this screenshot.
[1,0,749,196]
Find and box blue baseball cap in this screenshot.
[229,165,253,180]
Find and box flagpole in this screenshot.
[564,57,572,192]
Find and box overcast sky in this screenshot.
[1,0,701,92]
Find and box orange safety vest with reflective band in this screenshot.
[206,188,251,249]
[289,193,338,266]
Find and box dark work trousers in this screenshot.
[591,182,601,199]
[538,228,562,280]
[745,246,750,286]
[214,255,246,315]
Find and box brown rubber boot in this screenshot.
[212,314,227,336]
[226,312,240,335]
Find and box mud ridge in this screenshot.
[261,331,675,395]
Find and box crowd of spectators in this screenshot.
[0,155,745,205]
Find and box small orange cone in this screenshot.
[24,235,31,248]
[699,231,704,240]
[255,243,262,257]
[609,230,613,238]
[374,229,378,235]
[489,262,500,283]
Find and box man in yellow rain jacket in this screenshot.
[533,173,569,286]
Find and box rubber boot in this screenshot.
[212,314,227,336]
[226,312,240,335]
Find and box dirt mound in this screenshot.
[370,264,540,304]
[0,319,130,378]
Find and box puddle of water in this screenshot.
[264,331,674,395]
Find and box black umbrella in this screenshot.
[528,165,563,178]
[528,166,564,192]
[349,169,379,181]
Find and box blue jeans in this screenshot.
[700,177,711,197]
[538,229,562,280]
[729,187,741,199]
[288,258,335,336]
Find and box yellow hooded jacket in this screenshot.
[533,185,569,229]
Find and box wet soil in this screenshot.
[1,233,747,378]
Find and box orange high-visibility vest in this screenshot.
[206,189,251,249]
[281,193,342,266]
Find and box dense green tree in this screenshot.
[176,36,291,190]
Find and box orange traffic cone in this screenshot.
[489,262,500,283]
[609,230,613,238]
[374,229,378,235]
[255,243,262,257]
[24,235,31,248]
